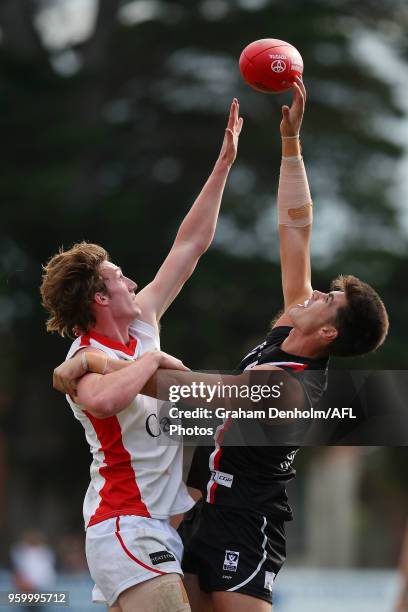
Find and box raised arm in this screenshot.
[136,99,243,328]
[274,78,313,326]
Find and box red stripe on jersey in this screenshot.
[207,417,233,505]
[115,517,166,576]
[213,448,223,471]
[255,361,308,371]
[281,363,308,371]
[217,416,233,445]
[208,482,218,504]
[86,411,150,526]
[208,446,223,504]
[80,330,137,356]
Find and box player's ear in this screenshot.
[319,325,338,344]
[94,292,109,306]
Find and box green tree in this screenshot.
[0,0,407,560]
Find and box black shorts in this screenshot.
[179,501,286,605]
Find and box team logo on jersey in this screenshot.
[211,470,234,488]
[280,449,299,471]
[149,550,176,565]
[145,413,172,437]
[223,550,240,572]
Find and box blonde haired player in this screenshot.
[41,99,243,612]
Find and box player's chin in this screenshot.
[286,306,298,322]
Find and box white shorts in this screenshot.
[86,515,184,606]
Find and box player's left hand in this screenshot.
[218,98,244,167]
[280,76,306,137]
[53,352,87,399]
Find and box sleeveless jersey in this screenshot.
[187,326,328,520]
[66,319,194,529]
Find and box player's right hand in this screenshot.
[280,76,306,137]
[218,98,244,167]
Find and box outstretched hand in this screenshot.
[280,77,306,138]
[218,98,244,167]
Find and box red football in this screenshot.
[239,39,303,94]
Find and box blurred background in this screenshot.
[0,0,408,610]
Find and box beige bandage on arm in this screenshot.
[277,155,313,227]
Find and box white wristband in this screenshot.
[282,155,302,161]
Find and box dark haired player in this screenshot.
[177,78,389,612]
[53,80,388,612]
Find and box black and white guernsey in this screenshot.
[187,326,329,520]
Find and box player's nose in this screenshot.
[127,277,137,291]
[312,290,326,300]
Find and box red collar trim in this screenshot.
[80,330,137,356]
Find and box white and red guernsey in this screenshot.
[66,319,194,529]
